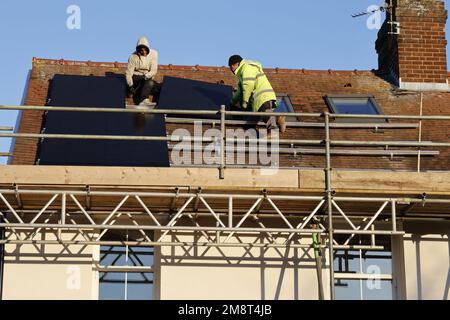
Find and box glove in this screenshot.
[229,101,240,109]
[241,101,248,109]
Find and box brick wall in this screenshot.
[377,0,448,84]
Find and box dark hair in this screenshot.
[136,45,149,54]
[228,55,243,67]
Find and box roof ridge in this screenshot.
[31,57,376,75]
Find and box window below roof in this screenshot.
[334,249,393,300]
[324,95,386,123]
[275,94,294,113]
[99,231,155,300]
[99,245,154,300]
[334,235,393,300]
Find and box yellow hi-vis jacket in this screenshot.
[231,60,277,112]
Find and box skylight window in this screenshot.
[324,95,386,122]
[275,94,296,121]
[275,94,294,113]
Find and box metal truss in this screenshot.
[0,187,418,249]
[2,185,449,299]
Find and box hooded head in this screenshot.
[135,36,150,55]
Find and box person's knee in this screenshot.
[148,80,161,96]
[146,79,157,87]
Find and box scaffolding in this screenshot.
[0,104,450,299]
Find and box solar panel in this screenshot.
[38,75,170,167]
[47,74,126,108]
[157,76,233,119]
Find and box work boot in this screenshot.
[139,98,152,106]
[277,116,286,133]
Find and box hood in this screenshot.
[136,36,150,52]
[244,59,262,70]
[234,59,262,76]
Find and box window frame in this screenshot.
[99,243,155,300]
[276,93,297,122]
[334,248,394,300]
[324,94,387,123]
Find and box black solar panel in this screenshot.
[48,74,126,108]
[38,74,170,167]
[157,76,233,119]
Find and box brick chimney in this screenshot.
[376,0,449,91]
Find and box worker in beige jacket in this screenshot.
[126,36,160,105]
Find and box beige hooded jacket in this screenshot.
[126,36,158,87]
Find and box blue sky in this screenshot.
[1,0,450,162]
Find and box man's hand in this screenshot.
[241,101,248,109]
[229,101,241,110]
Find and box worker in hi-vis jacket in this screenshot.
[126,36,161,106]
[228,55,286,133]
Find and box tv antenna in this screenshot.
[351,2,399,35]
[351,5,392,18]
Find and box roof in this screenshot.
[28,57,392,112]
[11,57,450,171]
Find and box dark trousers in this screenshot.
[130,75,161,105]
[243,100,277,130]
[257,100,277,123]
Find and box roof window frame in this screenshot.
[324,94,387,123]
[276,93,297,122]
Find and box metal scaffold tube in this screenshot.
[2,104,450,120]
[0,239,390,250]
[324,112,336,300]
[165,117,420,129]
[2,189,449,203]
[219,105,226,179]
[331,113,450,121]
[0,105,220,115]
[0,223,324,234]
[0,132,214,143]
[0,239,324,249]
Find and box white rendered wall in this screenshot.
[2,231,99,300]
[158,233,330,300]
[402,221,450,300]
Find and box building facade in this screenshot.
[0,0,449,300]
